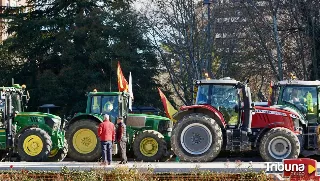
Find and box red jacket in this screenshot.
[98,120,115,141]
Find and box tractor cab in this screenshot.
[270,80,320,126]
[86,91,129,123]
[193,77,253,129]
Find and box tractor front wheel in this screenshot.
[133,130,167,162]
[66,119,101,161]
[171,113,223,162]
[46,138,68,162]
[259,127,300,162]
[17,128,52,162]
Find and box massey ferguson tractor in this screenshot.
[65,91,173,162]
[170,77,303,162]
[269,79,320,158]
[0,85,68,162]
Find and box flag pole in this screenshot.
[110,59,112,92]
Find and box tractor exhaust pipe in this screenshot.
[6,93,13,148]
[241,83,253,134]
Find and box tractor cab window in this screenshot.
[12,93,22,113]
[281,86,317,119]
[91,96,101,114]
[196,85,209,104]
[101,96,119,123]
[90,95,119,123]
[121,95,129,118]
[196,84,238,125]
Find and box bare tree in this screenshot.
[136,0,220,105]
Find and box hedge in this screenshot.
[0,166,279,181]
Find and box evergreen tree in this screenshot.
[0,0,162,116]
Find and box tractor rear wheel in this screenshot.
[171,113,223,162]
[133,130,167,162]
[66,119,101,161]
[259,127,300,162]
[17,128,52,162]
[46,138,68,162]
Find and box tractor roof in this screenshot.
[276,80,320,86]
[194,77,239,85]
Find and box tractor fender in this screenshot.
[136,130,164,139]
[67,114,103,128]
[173,105,226,128]
[253,122,290,148]
[16,125,39,135]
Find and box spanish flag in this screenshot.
[158,88,178,123]
[117,61,129,92]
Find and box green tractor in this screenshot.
[269,79,320,157]
[0,85,68,162]
[65,91,173,162]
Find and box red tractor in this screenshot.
[171,78,304,162]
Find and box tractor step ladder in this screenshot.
[226,128,251,152]
[307,126,318,149]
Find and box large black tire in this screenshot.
[171,113,223,162]
[133,130,167,162]
[46,138,68,162]
[259,127,300,162]
[65,119,101,162]
[17,128,52,162]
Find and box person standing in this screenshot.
[98,114,115,165]
[21,84,30,109]
[116,117,127,164]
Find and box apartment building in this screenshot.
[202,0,269,76]
[0,0,27,42]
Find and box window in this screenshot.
[91,96,101,114]
[196,84,238,125]
[90,95,119,123]
[281,86,317,114]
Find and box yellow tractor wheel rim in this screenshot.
[49,148,59,157]
[140,137,158,157]
[23,135,43,156]
[72,128,97,154]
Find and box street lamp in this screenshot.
[203,0,212,78]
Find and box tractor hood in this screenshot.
[126,113,171,128]
[16,112,61,119]
[269,105,306,124]
[254,106,300,118]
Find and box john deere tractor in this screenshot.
[0,85,67,162]
[269,79,320,157]
[65,91,173,162]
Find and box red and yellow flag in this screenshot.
[158,88,178,123]
[117,61,128,92]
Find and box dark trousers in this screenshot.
[101,141,112,163]
[118,140,127,162]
